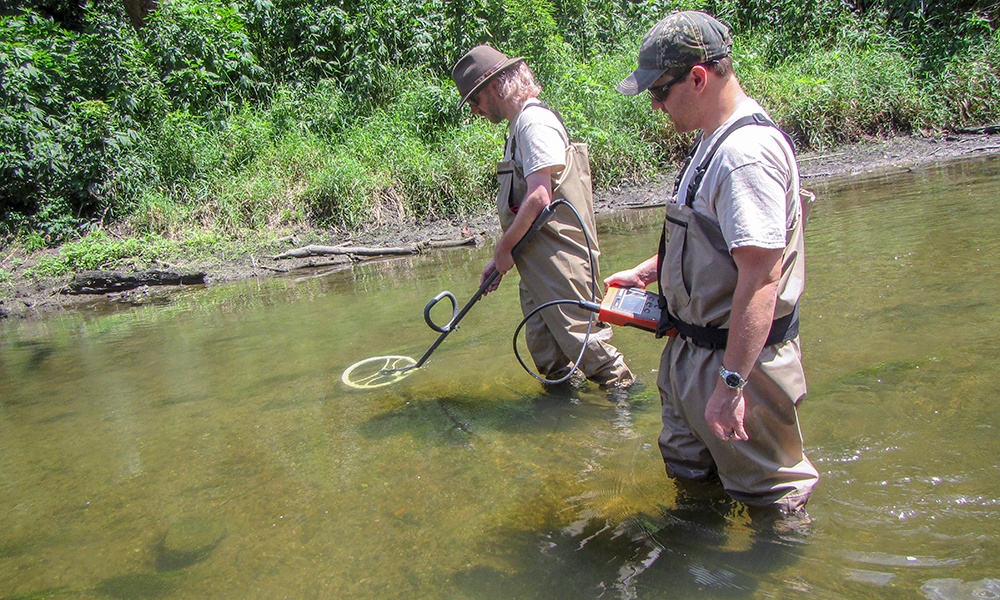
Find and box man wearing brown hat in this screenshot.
[451,45,633,391]
[605,11,819,517]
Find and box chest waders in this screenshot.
[496,102,599,269]
[653,114,820,511]
[656,113,804,349]
[498,102,632,386]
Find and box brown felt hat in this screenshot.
[451,45,524,108]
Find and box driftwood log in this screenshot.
[954,125,1000,135]
[268,237,478,261]
[62,270,206,295]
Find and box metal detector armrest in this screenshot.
[424,291,458,333]
[511,202,557,255]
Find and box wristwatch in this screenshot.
[719,365,748,390]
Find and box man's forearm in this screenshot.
[723,246,784,376]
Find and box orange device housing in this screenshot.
[599,286,662,333]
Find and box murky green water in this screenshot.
[2,156,999,599]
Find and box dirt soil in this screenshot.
[2,131,999,323]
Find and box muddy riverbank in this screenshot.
[2,131,998,322]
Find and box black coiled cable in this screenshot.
[511,198,601,385]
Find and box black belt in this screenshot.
[658,304,799,350]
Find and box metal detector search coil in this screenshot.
[341,202,561,389]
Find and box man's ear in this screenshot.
[689,64,710,90]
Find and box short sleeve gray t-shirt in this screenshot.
[674,98,799,252]
[506,99,569,177]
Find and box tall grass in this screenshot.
[924,29,1000,128]
[2,0,999,279]
[740,25,926,148]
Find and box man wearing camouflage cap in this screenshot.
[605,11,819,519]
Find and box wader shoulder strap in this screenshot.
[506,100,570,160]
[679,113,794,207]
[655,113,799,347]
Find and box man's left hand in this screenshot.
[705,385,748,441]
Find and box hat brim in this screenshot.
[457,56,524,108]
[616,67,667,96]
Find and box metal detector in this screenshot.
[341,203,560,389]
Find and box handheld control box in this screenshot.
[599,286,662,333]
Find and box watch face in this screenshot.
[724,373,741,388]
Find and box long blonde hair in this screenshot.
[496,62,541,107]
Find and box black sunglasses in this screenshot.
[647,65,694,102]
[467,93,481,109]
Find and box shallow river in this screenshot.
[1,155,999,599]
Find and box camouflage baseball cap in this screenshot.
[617,11,732,96]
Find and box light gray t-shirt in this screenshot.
[505,98,569,178]
[674,98,799,252]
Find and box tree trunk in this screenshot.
[123,0,158,32]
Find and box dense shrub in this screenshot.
[0,0,997,257]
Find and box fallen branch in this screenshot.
[953,125,1000,135]
[427,237,479,249]
[268,236,477,261]
[255,264,290,273]
[623,200,666,209]
[251,255,289,273]
[270,244,413,259]
[62,270,206,295]
[799,152,843,162]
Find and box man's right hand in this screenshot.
[604,256,659,291]
[603,268,645,291]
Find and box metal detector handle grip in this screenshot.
[474,201,559,297]
[424,291,458,333]
[511,202,557,256]
[412,201,561,370]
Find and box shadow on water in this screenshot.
[355,386,649,445]
[449,484,812,599]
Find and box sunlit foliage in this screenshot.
[0,0,997,266]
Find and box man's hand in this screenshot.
[480,260,502,295]
[705,383,748,441]
[604,256,658,291]
[493,243,515,276]
[707,245,783,442]
[603,269,644,290]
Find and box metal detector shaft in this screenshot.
[407,202,560,370]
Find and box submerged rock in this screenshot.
[156,517,226,570]
[922,578,1000,600]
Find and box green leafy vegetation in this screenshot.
[0,0,998,279]
[25,230,166,277]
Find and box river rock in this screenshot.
[156,517,226,570]
[921,578,1000,600]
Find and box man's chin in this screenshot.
[669,118,693,134]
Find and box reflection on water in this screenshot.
[1,156,999,599]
